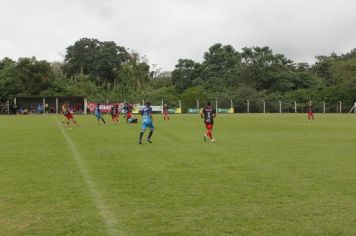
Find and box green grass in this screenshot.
[0,114,356,235]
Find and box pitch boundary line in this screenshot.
[55,117,119,236]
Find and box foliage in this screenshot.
[180,87,207,111]
[1,38,356,108]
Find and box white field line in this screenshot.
[55,117,119,236]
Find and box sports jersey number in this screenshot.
[206,112,211,122]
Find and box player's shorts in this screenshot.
[95,113,101,118]
[163,112,168,115]
[142,120,154,131]
[66,114,73,119]
[308,111,314,116]
[205,123,213,130]
[127,112,132,119]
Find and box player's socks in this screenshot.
[147,131,153,143]
[139,132,144,144]
[207,130,212,139]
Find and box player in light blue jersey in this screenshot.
[95,103,106,125]
[138,101,154,144]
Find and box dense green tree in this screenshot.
[63,38,129,85]
[0,57,52,100]
[171,59,200,93]
[180,86,207,111]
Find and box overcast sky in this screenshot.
[0,0,355,71]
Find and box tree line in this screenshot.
[1,38,356,111]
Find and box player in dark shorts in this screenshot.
[201,101,216,142]
[126,103,133,123]
[138,101,154,144]
[307,101,315,122]
[163,104,169,121]
[110,104,119,124]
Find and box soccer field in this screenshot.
[0,114,356,235]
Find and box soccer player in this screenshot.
[95,103,106,125]
[138,101,154,144]
[62,103,68,124]
[201,101,216,142]
[307,101,315,122]
[163,104,169,121]
[125,103,133,123]
[63,103,78,127]
[110,104,119,124]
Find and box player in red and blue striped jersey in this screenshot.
[110,104,119,124]
[201,101,216,142]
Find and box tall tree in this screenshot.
[171,59,200,93]
[62,38,129,85]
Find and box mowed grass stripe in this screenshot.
[54,116,119,236]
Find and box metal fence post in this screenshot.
[7,100,10,115]
[43,97,46,115]
[294,101,297,113]
[55,97,59,114]
[323,101,326,113]
[84,98,87,115]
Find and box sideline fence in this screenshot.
[1,99,355,114]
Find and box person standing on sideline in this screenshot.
[307,100,315,122]
[163,104,169,121]
[138,101,154,144]
[201,101,216,142]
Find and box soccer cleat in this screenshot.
[147,139,152,143]
[138,140,142,144]
[211,139,215,142]
[204,134,207,142]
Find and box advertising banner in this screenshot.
[187,108,203,113]
[217,108,234,113]
[87,102,123,113]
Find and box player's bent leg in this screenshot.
[139,127,146,144]
[147,126,154,143]
[101,116,106,124]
